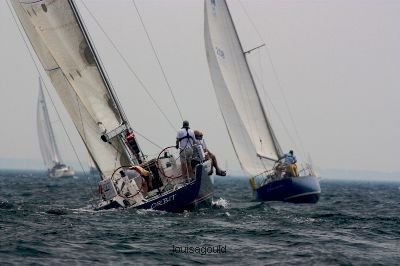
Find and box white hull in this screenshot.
[48,166,75,178]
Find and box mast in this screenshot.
[68,0,127,126]
[223,0,282,157]
[68,0,146,164]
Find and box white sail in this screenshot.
[11,0,134,177]
[204,0,282,176]
[37,77,61,169]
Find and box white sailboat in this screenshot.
[37,77,74,178]
[12,0,214,211]
[88,155,99,177]
[204,0,320,203]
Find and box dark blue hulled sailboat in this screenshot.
[204,0,320,203]
[255,174,320,203]
[11,0,213,211]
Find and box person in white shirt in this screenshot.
[194,130,226,176]
[176,120,195,180]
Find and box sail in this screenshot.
[37,78,61,169]
[11,0,133,177]
[204,0,282,175]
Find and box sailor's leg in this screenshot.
[180,152,188,180]
[293,164,299,177]
[287,164,298,177]
[209,151,226,176]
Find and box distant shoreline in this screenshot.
[0,158,399,182]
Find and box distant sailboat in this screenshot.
[204,0,320,203]
[37,77,75,178]
[12,0,214,211]
[88,156,99,177]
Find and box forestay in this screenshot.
[11,0,132,177]
[37,77,61,169]
[204,0,282,176]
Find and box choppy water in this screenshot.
[0,170,399,265]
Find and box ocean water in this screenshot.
[0,170,399,265]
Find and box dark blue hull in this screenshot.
[100,164,213,212]
[256,175,320,203]
[138,164,213,212]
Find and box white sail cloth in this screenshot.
[12,0,131,177]
[204,0,282,176]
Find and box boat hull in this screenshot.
[256,175,320,203]
[48,166,75,178]
[98,163,213,212]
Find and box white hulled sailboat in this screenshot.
[37,77,74,178]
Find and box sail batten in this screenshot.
[205,0,282,176]
[11,0,133,177]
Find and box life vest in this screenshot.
[126,131,135,140]
[178,127,194,143]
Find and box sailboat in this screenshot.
[37,77,75,178]
[11,0,214,211]
[204,0,321,203]
[88,156,99,177]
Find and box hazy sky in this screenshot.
[0,0,399,173]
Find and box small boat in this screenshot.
[37,77,74,178]
[12,0,214,211]
[204,0,320,203]
[88,155,99,177]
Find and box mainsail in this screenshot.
[204,0,282,176]
[11,0,136,177]
[37,77,62,169]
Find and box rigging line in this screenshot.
[132,0,183,121]
[79,1,177,133]
[237,0,265,49]
[233,1,281,155]
[263,49,307,158]
[73,91,98,201]
[249,63,298,149]
[107,126,163,153]
[130,129,163,150]
[255,49,273,156]
[7,0,96,202]
[238,0,307,158]
[258,156,271,175]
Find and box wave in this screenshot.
[211,197,229,209]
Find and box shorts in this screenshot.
[180,147,193,163]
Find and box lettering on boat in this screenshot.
[151,194,176,209]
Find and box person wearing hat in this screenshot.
[194,130,226,176]
[176,120,196,180]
